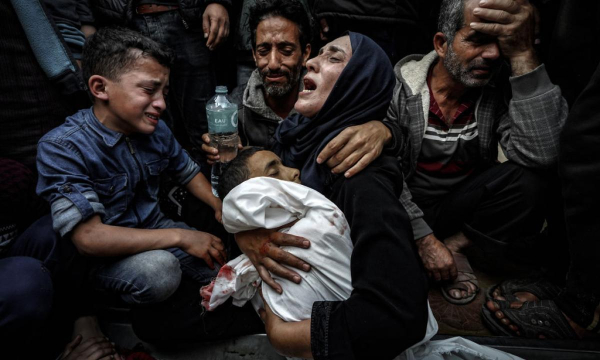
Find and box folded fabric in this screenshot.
[202,177,353,322]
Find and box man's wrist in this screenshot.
[416,233,435,246]
[374,120,393,146]
[509,49,540,77]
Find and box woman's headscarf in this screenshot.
[271,32,396,194]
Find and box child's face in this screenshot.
[101,56,170,135]
[247,151,301,184]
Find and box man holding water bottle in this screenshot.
[201,0,399,180]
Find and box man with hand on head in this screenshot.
[388,0,567,305]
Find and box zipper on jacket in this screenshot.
[181,17,189,29]
[125,136,143,225]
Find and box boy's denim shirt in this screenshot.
[37,108,200,236]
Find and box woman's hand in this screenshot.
[235,226,311,294]
[317,120,391,178]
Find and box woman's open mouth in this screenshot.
[302,78,317,93]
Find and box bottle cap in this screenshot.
[215,85,228,94]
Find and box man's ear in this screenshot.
[302,43,311,67]
[88,75,109,101]
[433,32,449,59]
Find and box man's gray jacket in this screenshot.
[386,51,568,239]
[231,69,295,148]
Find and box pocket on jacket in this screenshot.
[93,174,128,223]
[146,158,169,200]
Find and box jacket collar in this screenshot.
[242,68,303,121]
[85,107,124,147]
[396,51,439,96]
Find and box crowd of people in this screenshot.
[1,0,599,359]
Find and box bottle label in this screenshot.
[207,108,238,134]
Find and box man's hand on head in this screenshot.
[235,226,311,294]
[415,233,457,282]
[202,3,229,50]
[318,121,391,178]
[469,0,539,75]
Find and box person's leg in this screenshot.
[0,257,53,339]
[419,162,548,302]
[94,250,182,305]
[430,162,547,250]
[555,62,600,331]
[485,61,600,339]
[9,215,106,355]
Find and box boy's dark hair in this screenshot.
[248,0,313,52]
[217,146,264,200]
[82,27,175,82]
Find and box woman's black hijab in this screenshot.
[272,32,396,193]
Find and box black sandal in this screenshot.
[482,299,579,339]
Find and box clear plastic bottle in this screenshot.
[206,86,238,197]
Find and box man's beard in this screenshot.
[261,64,301,98]
[443,45,498,88]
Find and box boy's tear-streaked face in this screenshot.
[247,151,301,184]
[101,55,170,135]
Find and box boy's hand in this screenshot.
[235,227,311,294]
[178,229,226,269]
[202,3,229,51]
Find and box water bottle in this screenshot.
[207,86,238,197]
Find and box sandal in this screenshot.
[482,299,579,339]
[486,277,563,304]
[441,252,479,305]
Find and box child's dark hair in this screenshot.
[217,147,264,200]
[82,26,175,83]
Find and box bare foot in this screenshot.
[60,316,126,360]
[72,316,105,340]
[492,287,540,303]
